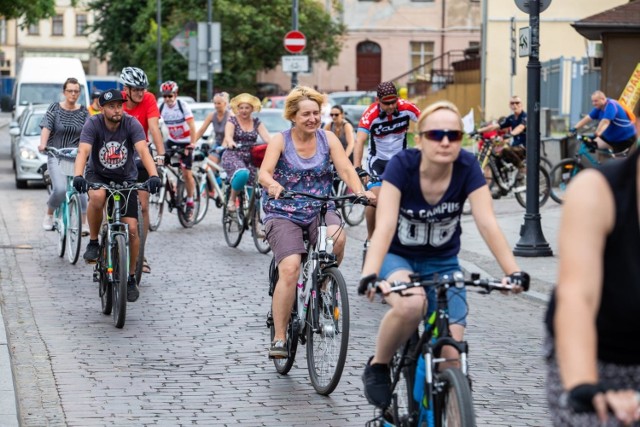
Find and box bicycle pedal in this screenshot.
[93,271,100,282]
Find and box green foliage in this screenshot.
[87,0,345,96]
[1,0,77,26]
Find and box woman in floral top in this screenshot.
[259,86,376,359]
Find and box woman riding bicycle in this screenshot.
[258,86,375,359]
[360,100,527,409]
[221,93,271,212]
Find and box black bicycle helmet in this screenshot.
[120,67,149,89]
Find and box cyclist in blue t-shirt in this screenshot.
[359,100,528,409]
[572,90,637,153]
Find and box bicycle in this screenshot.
[265,190,370,395]
[44,147,84,264]
[358,271,529,427]
[148,145,201,230]
[330,167,368,227]
[90,181,149,329]
[473,133,551,208]
[221,144,270,254]
[548,134,630,204]
[192,143,227,225]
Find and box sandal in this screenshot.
[226,200,237,213]
[142,257,151,274]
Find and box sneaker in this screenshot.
[83,240,100,263]
[185,202,194,220]
[362,356,392,408]
[268,340,288,359]
[491,189,503,200]
[42,214,54,231]
[127,276,140,302]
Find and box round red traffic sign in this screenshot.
[284,30,306,54]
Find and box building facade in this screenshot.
[258,0,482,94]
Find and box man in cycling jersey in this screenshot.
[353,81,420,243]
[571,90,637,153]
[159,80,197,219]
[120,67,165,274]
[73,89,161,302]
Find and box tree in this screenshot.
[88,0,345,95]
[0,0,70,26]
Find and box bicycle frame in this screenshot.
[102,191,131,282]
[195,153,226,203]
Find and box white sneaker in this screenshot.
[42,215,54,231]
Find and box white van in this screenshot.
[12,57,90,119]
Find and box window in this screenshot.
[410,41,435,79]
[28,23,39,35]
[76,14,87,36]
[52,15,63,36]
[0,18,6,45]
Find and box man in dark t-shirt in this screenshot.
[73,89,161,302]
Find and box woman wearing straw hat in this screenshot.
[221,93,271,211]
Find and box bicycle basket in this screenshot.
[250,144,268,168]
[58,157,77,177]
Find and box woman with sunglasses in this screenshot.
[360,100,527,409]
[323,105,355,162]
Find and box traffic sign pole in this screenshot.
[291,0,299,89]
[514,0,553,257]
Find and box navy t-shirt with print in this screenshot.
[80,113,147,183]
[382,149,486,259]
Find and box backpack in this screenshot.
[615,99,637,124]
[159,99,184,116]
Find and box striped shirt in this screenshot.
[40,102,89,149]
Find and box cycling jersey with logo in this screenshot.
[589,98,637,143]
[382,149,485,259]
[160,100,194,143]
[358,99,420,165]
[80,113,146,182]
[121,91,160,140]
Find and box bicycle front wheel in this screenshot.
[134,202,145,285]
[251,196,271,254]
[148,180,166,231]
[514,166,551,208]
[391,337,419,426]
[306,266,349,395]
[222,188,244,247]
[66,193,82,264]
[194,173,210,224]
[338,181,366,226]
[434,368,475,427]
[177,176,200,228]
[55,208,66,258]
[549,159,582,204]
[112,234,128,329]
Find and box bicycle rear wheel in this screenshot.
[514,166,551,208]
[55,208,66,258]
[434,368,475,427]
[306,266,349,396]
[338,181,365,226]
[391,336,419,427]
[194,172,210,224]
[222,187,244,247]
[148,179,166,231]
[549,159,582,204]
[251,193,271,254]
[66,193,82,264]
[177,176,200,228]
[112,234,128,329]
[99,228,112,315]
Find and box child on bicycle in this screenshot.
[360,100,528,408]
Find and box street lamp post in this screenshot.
[156,0,162,89]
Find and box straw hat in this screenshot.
[230,93,261,114]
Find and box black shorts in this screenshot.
[602,134,637,153]
[86,173,140,219]
[367,158,388,178]
[166,140,194,170]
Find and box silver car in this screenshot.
[9,105,48,188]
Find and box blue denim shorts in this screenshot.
[380,252,467,326]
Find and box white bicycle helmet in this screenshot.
[160,80,179,95]
[120,67,149,89]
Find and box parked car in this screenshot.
[188,102,214,136]
[9,104,48,188]
[328,91,376,125]
[256,108,291,143]
[261,95,287,109]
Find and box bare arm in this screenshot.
[477,122,499,133]
[555,169,613,390]
[361,181,400,277]
[344,122,355,159]
[186,117,197,145]
[194,112,214,141]
[38,128,51,152]
[147,117,165,156]
[469,185,520,275]
[74,142,92,176]
[595,119,611,139]
[258,133,284,197]
[354,130,368,168]
[574,115,593,130]
[223,121,236,148]
[256,122,271,145]
[511,123,526,136]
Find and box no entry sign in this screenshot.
[284,30,306,54]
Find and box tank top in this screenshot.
[211,110,229,146]
[229,116,261,148]
[263,128,335,225]
[330,121,348,150]
[545,149,640,364]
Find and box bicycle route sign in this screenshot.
[519,27,531,57]
[514,0,551,14]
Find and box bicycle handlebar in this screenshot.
[87,181,150,192]
[44,146,78,159]
[273,189,371,205]
[357,271,529,295]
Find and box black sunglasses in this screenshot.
[330,113,340,117]
[163,94,175,99]
[419,129,464,142]
[380,100,397,106]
